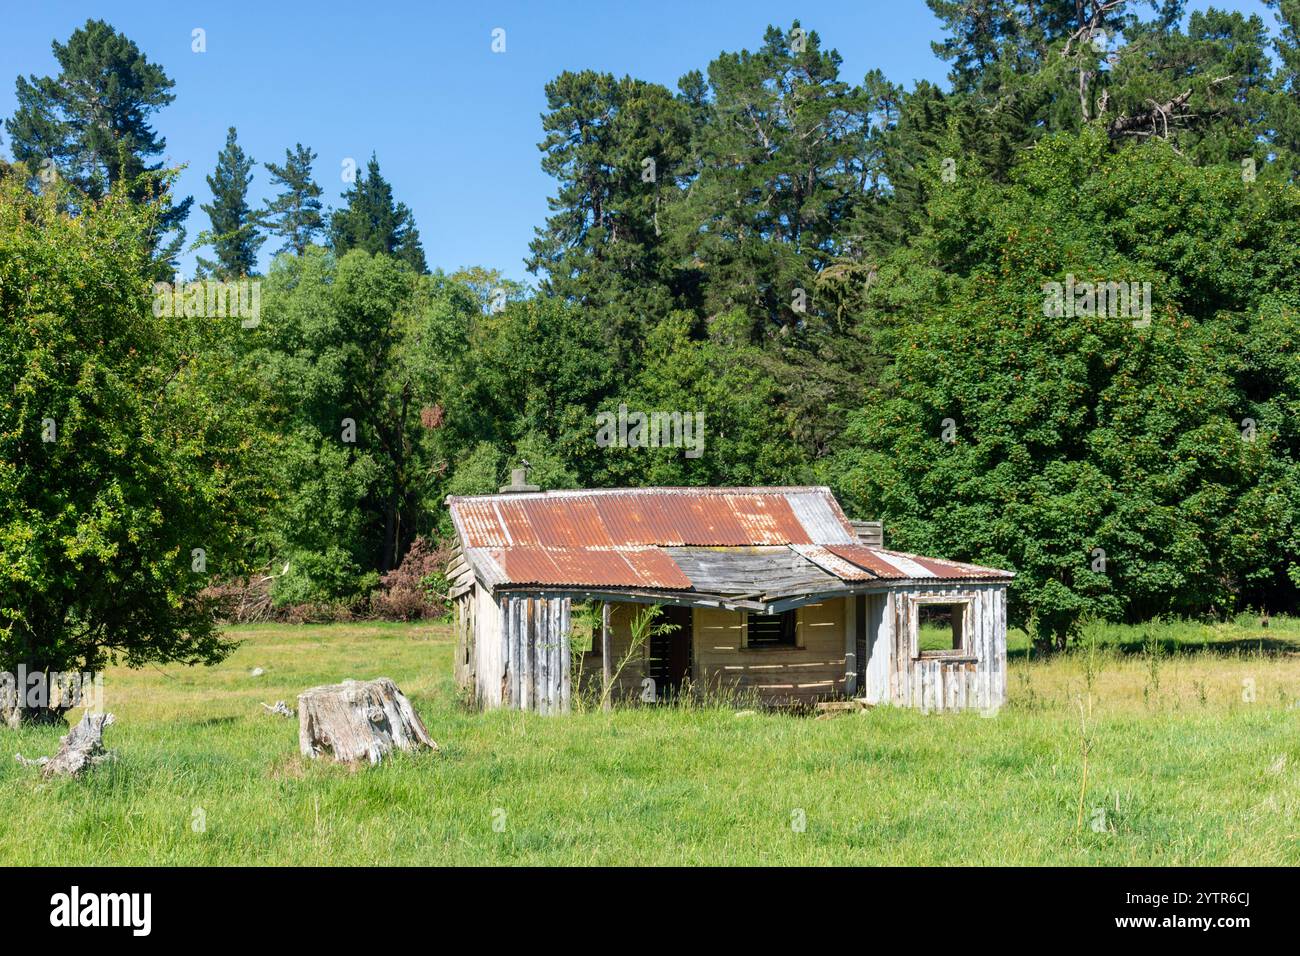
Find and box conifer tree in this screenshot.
[263,143,324,256]
[4,18,192,270]
[196,126,263,278]
[329,154,427,273]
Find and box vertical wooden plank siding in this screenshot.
[844,596,858,697]
[519,596,531,710]
[858,583,1007,713]
[536,598,549,716]
[862,593,887,705]
[501,596,512,708]
[472,594,574,715]
[560,600,571,714]
[473,586,504,709]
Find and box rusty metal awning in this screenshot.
[466,546,693,590]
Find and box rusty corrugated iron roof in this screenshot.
[448,486,857,549]
[485,546,692,590]
[790,544,880,582]
[447,486,1012,593]
[823,545,1012,581]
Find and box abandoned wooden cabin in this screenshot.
[446,478,1013,715]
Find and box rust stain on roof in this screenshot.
[822,545,910,579]
[494,546,692,590]
[791,544,879,582]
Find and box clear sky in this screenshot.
[0,0,1278,283]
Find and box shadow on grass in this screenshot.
[189,715,242,727]
[1110,636,1297,658]
[1010,636,1298,662]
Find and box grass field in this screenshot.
[0,616,1297,865]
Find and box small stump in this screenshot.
[15,711,116,777]
[297,678,436,765]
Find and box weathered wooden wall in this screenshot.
[465,583,1008,715]
[694,600,848,704]
[472,584,504,708]
[499,595,572,714]
[453,592,476,691]
[860,584,1007,713]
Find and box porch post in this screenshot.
[845,595,858,697]
[601,602,612,712]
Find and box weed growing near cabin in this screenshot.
[0,617,1296,865]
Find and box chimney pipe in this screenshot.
[498,463,541,494]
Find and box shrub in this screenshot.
[369,537,451,621]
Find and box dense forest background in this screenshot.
[3,0,1300,665]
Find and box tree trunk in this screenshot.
[297,678,436,765]
[15,711,116,777]
[1,666,76,728]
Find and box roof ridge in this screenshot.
[446,485,834,504]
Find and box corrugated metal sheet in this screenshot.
[448,487,856,549]
[487,546,692,590]
[790,544,878,582]
[820,545,909,579]
[824,545,1011,581]
[668,546,841,598]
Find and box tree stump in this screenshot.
[15,711,116,777]
[297,678,436,765]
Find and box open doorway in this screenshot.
[648,605,693,700]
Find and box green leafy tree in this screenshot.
[4,19,192,271]
[247,249,475,601]
[449,296,616,477]
[827,129,1300,648]
[263,143,324,256]
[196,126,263,278]
[329,154,427,273]
[595,311,810,487]
[0,174,274,722]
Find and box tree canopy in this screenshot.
[3,5,1299,662]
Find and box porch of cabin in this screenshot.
[456,585,1007,715]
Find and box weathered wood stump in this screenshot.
[297,678,436,765]
[15,711,116,777]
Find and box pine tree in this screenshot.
[4,19,192,270]
[328,154,427,273]
[263,143,324,256]
[1268,0,1300,178]
[526,71,691,365]
[196,127,263,278]
[665,22,871,338]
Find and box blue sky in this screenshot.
[0,0,1279,282]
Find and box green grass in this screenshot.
[1,615,1298,865]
